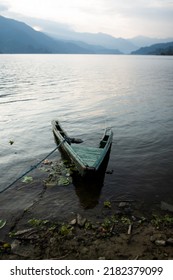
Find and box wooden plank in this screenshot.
[72,146,102,166]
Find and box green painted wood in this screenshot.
[52,120,113,175]
[72,146,102,167]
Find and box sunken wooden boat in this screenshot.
[52,120,113,176]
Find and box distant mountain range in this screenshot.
[48,30,136,53]
[0,15,121,54]
[0,15,173,55]
[132,41,173,55]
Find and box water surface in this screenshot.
[1,54,173,210]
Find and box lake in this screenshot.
[0,54,173,210]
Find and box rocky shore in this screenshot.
[0,159,173,260]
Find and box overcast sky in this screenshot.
[0,0,173,38]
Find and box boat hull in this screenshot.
[52,120,113,176]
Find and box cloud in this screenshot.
[103,0,173,18]
[22,17,73,35]
[1,0,173,38]
[93,0,173,37]
[0,3,9,12]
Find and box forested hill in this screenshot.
[131,41,173,55]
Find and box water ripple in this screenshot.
[0,54,173,206]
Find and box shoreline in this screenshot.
[0,159,173,260]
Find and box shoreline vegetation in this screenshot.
[0,159,173,260]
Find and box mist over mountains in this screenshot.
[0,15,121,54]
[47,29,137,53]
[0,15,95,54]
[0,15,173,55]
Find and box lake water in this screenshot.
[0,54,173,210]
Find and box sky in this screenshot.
[0,0,173,38]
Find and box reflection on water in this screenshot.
[72,150,111,209]
[73,174,104,209]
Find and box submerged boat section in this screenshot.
[52,120,113,176]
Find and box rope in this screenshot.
[0,140,65,194]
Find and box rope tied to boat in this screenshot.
[0,140,65,194]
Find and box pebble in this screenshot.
[43,159,52,165]
[155,240,166,246]
[150,236,156,243]
[69,218,77,225]
[77,214,86,227]
[167,238,173,245]
[11,240,21,253]
[106,170,113,174]
[13,228,33,236]
[50,237,56,245]
[161,201,173,213]
[119,202,127,208]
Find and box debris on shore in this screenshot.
[0,159,173,260]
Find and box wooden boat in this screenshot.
[52,120,113,176]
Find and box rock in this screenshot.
[43,159,52,165]
[77,214,86,227]
[119,202,127,208]
[106,170,113,174]
[161,201,173,213]
[150,236,156,243]
[155,240,166,246]
[69,218,77,226]
[11,240,21,253]
[49,237,57,246]
[167,238,173,245]
[13,228,34,236]
[12,243,34,258]
[150,233,167,243]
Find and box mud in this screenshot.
[0,160,173,260]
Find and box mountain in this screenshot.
[0,15,121,54]
[128,36,173,49]
[131,41,173,55]
[48,30,137,54]
[22,16,173,54]
[66,40,122,54]
[0,15,90,53]
[22,17,137,53]
[1,15,172,55]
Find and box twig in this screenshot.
[53,252,70,260]
[128,224,133,235]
